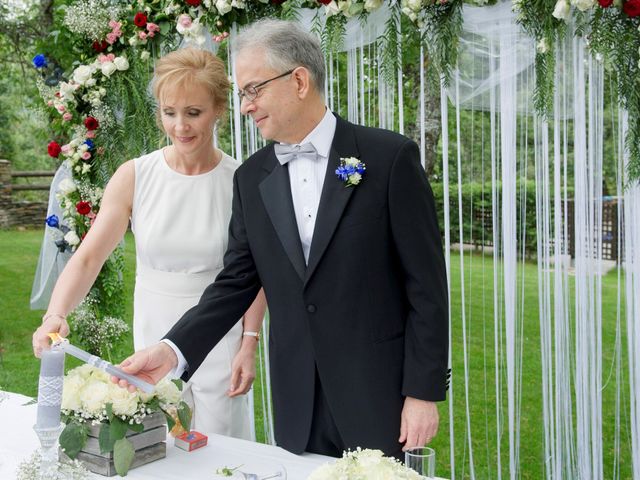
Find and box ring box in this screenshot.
[175,431,208,452]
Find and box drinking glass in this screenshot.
[405,446,435,479]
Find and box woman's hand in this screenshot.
[33,314,69,358]
[227,338,258,397]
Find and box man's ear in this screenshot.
[292,67,312,99]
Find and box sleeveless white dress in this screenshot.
[131,148,251,439]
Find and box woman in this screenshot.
[32,48,265,439]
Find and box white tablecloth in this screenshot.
[0,391,330,479]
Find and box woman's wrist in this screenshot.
[42,312,66,324]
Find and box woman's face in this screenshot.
[159,82,218,156]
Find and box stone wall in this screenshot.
[0,159,48,229]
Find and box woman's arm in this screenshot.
[227,288,267,397]
[32,161,135,356]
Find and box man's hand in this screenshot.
[113,343,178,393]
[227,341,257,397]
[398,397,439,450]
[33,316,69,358]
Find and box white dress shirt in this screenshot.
[164,109,337,379]
[277,108,336,263]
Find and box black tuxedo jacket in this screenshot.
[165,115,448,454]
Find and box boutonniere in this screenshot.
[335,157,366,187]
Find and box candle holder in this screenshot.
[32,422,65,477]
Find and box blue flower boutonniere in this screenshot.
[335,157,366,187]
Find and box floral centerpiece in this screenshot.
[59,364,191,476]
[307,448,422,479]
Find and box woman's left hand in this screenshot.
[227,339,257,397]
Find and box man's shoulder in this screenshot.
[342,119,416,154]
[236,144,274,175]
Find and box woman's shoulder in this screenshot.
[219,150,242,172]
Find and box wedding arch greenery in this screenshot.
[32,0,639,349]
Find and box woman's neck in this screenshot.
[165,144,220,175]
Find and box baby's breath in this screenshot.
[63,0,123,41]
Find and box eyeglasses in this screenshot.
[237,69,294,102]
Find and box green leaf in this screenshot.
[177,401,192,433]
[162,407,176,433]
[110,416,129,441]
[113,438,135,477]
[59,422,88,459]
[171,378,183,391]
[128,422,144,433]
[105,402,114,422]
[98,422,115,454]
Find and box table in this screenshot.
[0,391,330,479]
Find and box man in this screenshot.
[37,19,449,458]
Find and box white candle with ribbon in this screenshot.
[36,346,65,429]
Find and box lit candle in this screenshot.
[36,346,65,429]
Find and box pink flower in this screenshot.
[86,130,96,139]
[138,31,148,40]
[47,100,54,106]
[62,112,73,121]
[178,14,192,28]
[81,151,92,160]
[61,144,71,154]
[106,32,119,45]
[98,53,116,63]
[56,104,66,113]
[108,20,121,31]
[147,22,160,33]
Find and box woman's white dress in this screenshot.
[131,148,251,439]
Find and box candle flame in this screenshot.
[48,333,63,343]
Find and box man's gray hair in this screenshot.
[234,19,325,95]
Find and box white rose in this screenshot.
[64,230,80,247]
[80,380,110,415]
[61,375,84,412]
[108,384,139,417]
[407,0,422,12]
[114,56,129,71]
[324,1,340,16]
[59,82,77,102]
[155,378,181,404]
[364,0,383,11]
[215,0,232,15]
[128,35,139,46]
[86,78,96,87]
[58,178,77,194]
[571,0,595,11]
[231,0,245,8]
[73,364,97,379]
[552,0,571,20]
[101,61,117,77]
[73,65,94,85]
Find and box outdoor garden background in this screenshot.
[1,0,639,479]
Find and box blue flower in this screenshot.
[32,54,47,69]
[46,214,59,228]
[336,157,366,187]
[83,139,95,151]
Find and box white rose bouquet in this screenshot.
[59,365,190,476]
[307,448,422,480]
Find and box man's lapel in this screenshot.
[259,149,306,281]
[305,116,359,284]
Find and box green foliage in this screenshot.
[59,420,89,459]
[113,437,135,477]
[177,400,192,434]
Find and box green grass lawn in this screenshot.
[0,229,631,478]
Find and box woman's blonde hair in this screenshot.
[152,48,230,130]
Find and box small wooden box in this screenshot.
[175,431,208,452]
[60,412,166,476]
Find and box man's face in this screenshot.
[235,49,299,144]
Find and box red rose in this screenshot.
[84,116,99,131]
[185,0,201,5]
[317,0,332,4]
[76,201,92,216]
[623,0,640,15]
[92,40,108,52]
[598,0,613,6]
[47,141,61,158]
[134,12,148,27]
